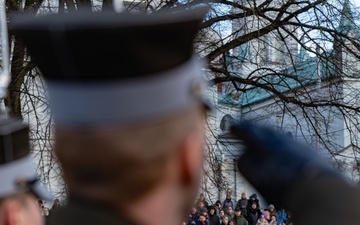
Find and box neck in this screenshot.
[123,184,185,225]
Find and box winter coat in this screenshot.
[247,199,260,210]
[246,208,261,225]
[209,214,221,225]
[222,199,235,210]
[236,198,248,217]
[232,215,249,225]
[48,200,137,225]
[276,210,287,225]
[189,211,201,224]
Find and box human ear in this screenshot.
[179,131,204,185]
[3,200,22,225]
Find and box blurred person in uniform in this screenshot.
[0,119,52,225]
[231,122,360,225]
[10,6,209,225]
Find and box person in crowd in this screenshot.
[267,205,277,221]
[48,198,62,224]
[215,200,222,209]
[256,214,269,225]
[219,209,226,222]
[269,215,277,225]
[208,205,221,225]
[262,210,270,223]
[189,205,201,225]
[198,201,208,213]
[225,205,234,220]
[215,200,222,216]
[38,199,50,217]
[246,202,262,225]
[201,209,209,220]
[50,198,62,214]
[232,207,248,225]
[220,216,230,225]
[0,119,52,225]
[222,193,235,210]
[276,208,287,225]
[197,193,209,210]
[236,192,248,217]
[247,194,260,210]
[285,211,293,225]
[10,6,209,225]
[197,213,210,225]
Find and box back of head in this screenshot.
[55,107,204,203]
[10,7,209,206]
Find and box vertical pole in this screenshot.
[0,0,10,99]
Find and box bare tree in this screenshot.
[5,0,360,200]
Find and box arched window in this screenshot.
[220,114,236,132]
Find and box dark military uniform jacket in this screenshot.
[49,200,136,225]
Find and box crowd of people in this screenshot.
[3,3,360,225]
[185,193,293,225]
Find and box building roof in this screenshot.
[218,56,319,107]
[219,0,359,108]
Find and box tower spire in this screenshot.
[338,0,355,34]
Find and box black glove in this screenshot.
[230,122,344,207]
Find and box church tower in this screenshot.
[334,0,360,76]
[231,0,299,77]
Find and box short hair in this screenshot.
[55,106,203,204]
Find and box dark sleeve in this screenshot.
[284,177,360,225]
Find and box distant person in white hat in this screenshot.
[0,119,52,225]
